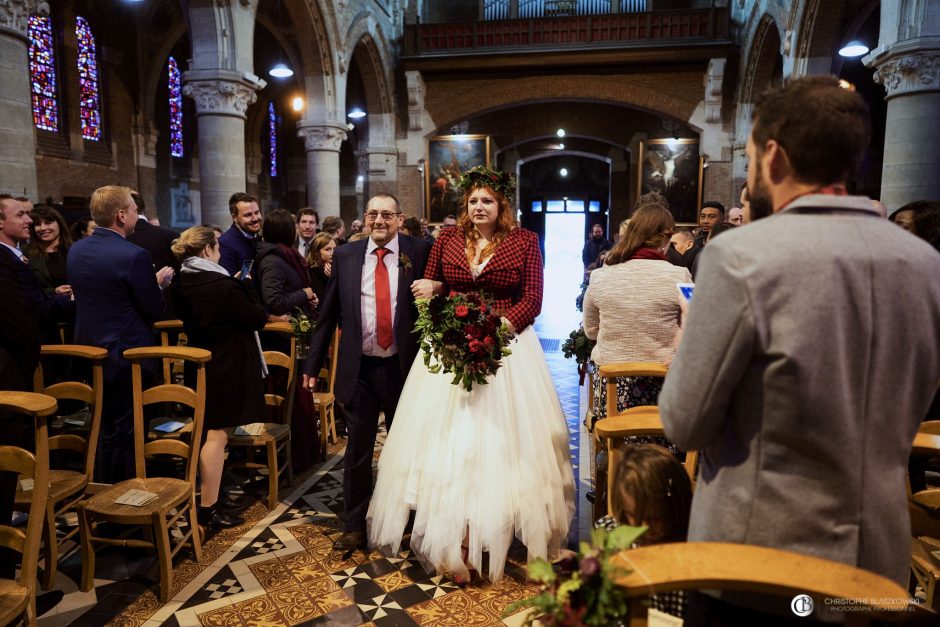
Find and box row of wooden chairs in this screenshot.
[0,321,341,615]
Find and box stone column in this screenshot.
[182,70,264,226]
[0,0,42,200]
[297,123,346,218]
[866,47,940,207]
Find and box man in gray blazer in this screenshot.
[660,76,940,605]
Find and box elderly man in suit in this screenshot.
[68,185,175,482]
[660,77,940,620]
[302,193,432,551]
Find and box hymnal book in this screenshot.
[114,489,159,507]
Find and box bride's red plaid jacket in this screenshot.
[424,226,543,332]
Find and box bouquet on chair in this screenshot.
[562,325,596,385]
[289,308,315,359]
[414,292,514,392]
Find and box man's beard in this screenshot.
[748,162,774,222]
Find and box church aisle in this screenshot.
[37,335,587,626]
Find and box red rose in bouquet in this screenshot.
[414,292,514,391]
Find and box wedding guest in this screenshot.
[219,193,262,275]
[296,208,319,259]
[595,444,692,620]
[70,216,95,242]
[368,168,574,584]
[305,231,336,305]
[170,227,267,536]
[583,204,689,506]
[68,185,174,482]
[26,204,73,297]
[254,209,317,318]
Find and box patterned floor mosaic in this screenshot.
[37,321,590,626]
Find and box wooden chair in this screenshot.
[154,320,186,385]
[909,429,940,610]
[611,542,920,626]
[592,362,674,518]
[313,330,340,458]
[226,321,296,510]
[77,346,210,603]
[0,392,54,627]
[16,344,106,591]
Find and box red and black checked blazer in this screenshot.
[424,226,543,332]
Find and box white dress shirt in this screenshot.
[297,238,311,260]
[361,235,400,357]
[0,241,27,263]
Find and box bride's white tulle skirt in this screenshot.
[367,327,575,582]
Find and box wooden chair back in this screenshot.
[0,392,55,625]
[595,362,695,516]
[154,320,186,385]
[32,344,107,483]
[611,542,915,626]
[318,330,340,393]
[261,321,296,424]
[124,347,211,484]
[599,361,668,420]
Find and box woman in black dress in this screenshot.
[26,204,73,297]
[254,209,317,318]
[170,227,268,534]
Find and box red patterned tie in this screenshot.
[374,247,393,349]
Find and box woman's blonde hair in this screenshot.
[605,204,674,266]
[171,226,217,261]
[456,184,517,266]
[306,232,337,267]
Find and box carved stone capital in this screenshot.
[0,0,47,39]
[704,58,725,124]
[181,77,262,118]
[406,70,425,132]
[298,125,347,152]
[870,50,940,99]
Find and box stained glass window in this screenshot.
[168,56,183,157]
[76,17,101,141]
[28,16,59,132]
[268,102,278,177]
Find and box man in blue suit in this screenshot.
[68,186,175,482]
[302,194,431,551]
[218,192,262,275]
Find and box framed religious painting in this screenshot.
[425,134,491,223]
[636,138,703,224]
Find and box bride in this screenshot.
[367,167,575,583]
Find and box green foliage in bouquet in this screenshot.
[289,308,315,354]
[562,326,596,368]
[414,292,514,392]
[505,525,647,626]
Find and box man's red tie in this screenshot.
[374,247,393,349]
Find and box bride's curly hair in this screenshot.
[456,170,517,266]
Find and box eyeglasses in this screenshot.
[365,211,401,221]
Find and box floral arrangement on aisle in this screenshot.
[505,525,647,627]
[289,308,315,359]
[562,326,596,385]
[414,292,514,391]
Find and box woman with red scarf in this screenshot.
[254,209,318,319]
[582,203,690,503]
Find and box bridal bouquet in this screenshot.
[414,292,514,391]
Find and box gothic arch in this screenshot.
[284,0,339,121]
[741,14,784,108]
[346,14,396,148]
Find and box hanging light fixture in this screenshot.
[269,63,293,78]
[839,40,869,58]
[347,107,366,119]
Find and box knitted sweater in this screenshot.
[582,259,691,366]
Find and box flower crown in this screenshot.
[457,166,516,203]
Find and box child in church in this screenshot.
[596,443,693,619]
